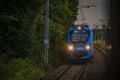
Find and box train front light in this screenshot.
[78,26,81,30]
[85,45,90,50]
[68,45,74,51]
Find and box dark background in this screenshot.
[109,0,119,80]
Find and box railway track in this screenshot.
[45,46,106,80]
[53,65,72,80]
[45,60,89,80]
[80,46,107,80]
[94,45,106,56]
[47,63,88,80]
[74,63,88,80]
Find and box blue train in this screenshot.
[66,25,93,60]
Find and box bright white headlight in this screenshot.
[68,45,74,50]
[85,45,90,50]
[78,26,81,30]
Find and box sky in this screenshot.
[74,0,110,29]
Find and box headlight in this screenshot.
[78,26,81,30]
[85,45,90,50]
[68,45,74,51]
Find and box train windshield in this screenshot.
[71,31,89,43]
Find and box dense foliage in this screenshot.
[0,0,78,79]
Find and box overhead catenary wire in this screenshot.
[76,0,96,25]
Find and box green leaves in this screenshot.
[0,0,78,79]
[49,0,77,26]
[8,59,45,80]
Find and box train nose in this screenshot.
[75,46,85,51]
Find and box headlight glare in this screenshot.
[85,45,90,50]
[68,45,74,50]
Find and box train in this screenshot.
[66,24,93,60]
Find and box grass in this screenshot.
[93,40,106,47]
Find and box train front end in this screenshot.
[67,25,93,60]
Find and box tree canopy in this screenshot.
[0,0,78,79]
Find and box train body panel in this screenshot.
[67,25,93,59]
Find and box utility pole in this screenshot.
[44,0,49,64]
[95,25,98,41]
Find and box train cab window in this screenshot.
[70,31,89,43]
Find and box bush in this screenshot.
[93,40,106,46]
[0,58,46,80]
